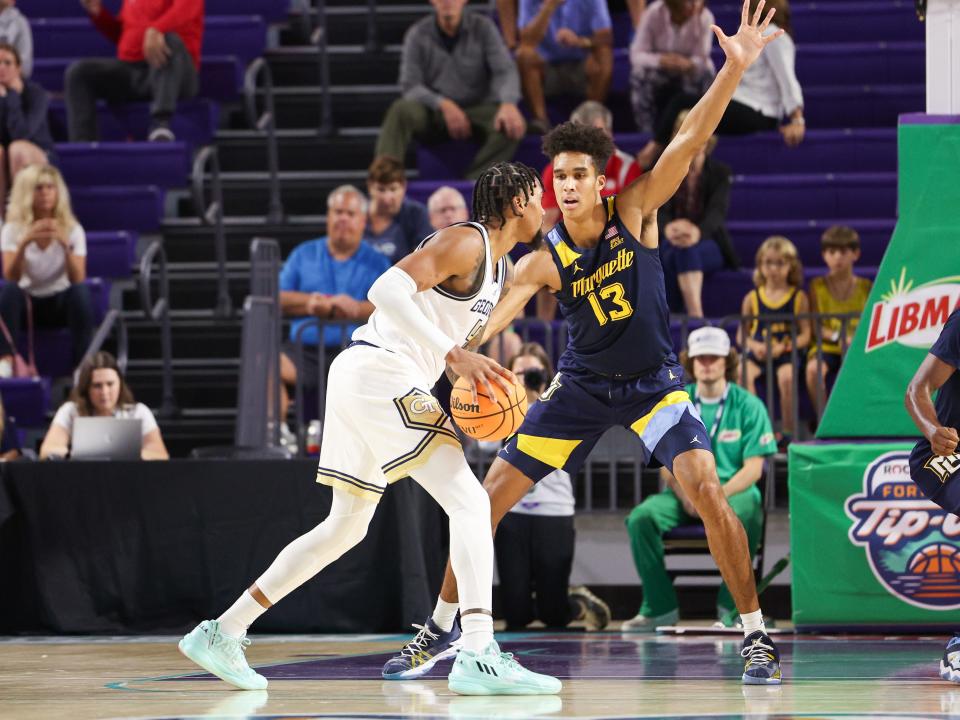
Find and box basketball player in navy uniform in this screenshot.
[906,306,960,683]
[386,0,785,685]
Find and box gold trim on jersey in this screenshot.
[382,432,462,482]
[516,434,582,469]
[316,467,384,503]
[552,238,583,269]
[630,390,692,437]
[606,195,616,221]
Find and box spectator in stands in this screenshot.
[40,351,168,460]
[0,0,31,78]
[0,42,54,210]
[623,326,775,631]
[375,0,525,180]
[636,0,803,167]
[67,0,203,142]
[0,165,94,371]
[537,100,642,320]
[516,0,613,134]
[0,395,21,460]
[805,225,872,417]
[278,186,390,429]
[659,110,736,318]
[629,0,715,134]
[427,185,469,231]
[738,235,810,446]
[364,156,432,264]
[492,342,611,631]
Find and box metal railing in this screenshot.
[74,308,128,385]
[364,0,380,52]
[244,58,284,224]
[191,146,233,318]
[298,0,335,136]
[139,240,177,418]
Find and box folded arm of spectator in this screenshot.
[399,30,443,109]
[519,0,563,47]
[721,455,764,498]
[764,32,804,145]
[149,0,204,35]
[3,85,48,142]
[628,9,661,71]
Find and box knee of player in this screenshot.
[625,503,654,532]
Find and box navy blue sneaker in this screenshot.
[941,634,960,683]
[382,617,461,680]
[741,630,782,685]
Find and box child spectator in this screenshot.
[805,225,872,417]
[0,42,53,208]
[364,156,433,264]
[738,235,810,445]
[0,165,94,371]
[629,0,715,134]
[67,0,202,142]
[40,351,169,460]
[0,0,31,78]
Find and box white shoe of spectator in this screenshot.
[148,124,176,142]
[279,422,298,455]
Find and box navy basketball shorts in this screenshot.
[909,440,960,515]
[498,358,712,483]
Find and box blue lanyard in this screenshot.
[694,384,729,442]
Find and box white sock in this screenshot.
[432,597,459,633]
[461,612,494,653]
[740,609,766,637]
[218,591,267,638]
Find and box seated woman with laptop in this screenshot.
[39,351,169,460]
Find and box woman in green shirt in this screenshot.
[623,326,777,631]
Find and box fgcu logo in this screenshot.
[865,269,960,352]
[846,451,960,610]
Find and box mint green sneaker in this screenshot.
[178,619,268,690]
[448,641,561,696]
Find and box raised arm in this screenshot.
[481,248,561,343]
[906,355,958,456]
[617,0,782,226]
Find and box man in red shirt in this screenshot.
[66,0,203,141]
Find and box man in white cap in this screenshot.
[622,326,777,631]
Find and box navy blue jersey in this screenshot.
[931,307,960,432]
[746,287,801,345]
[545,196,674,375]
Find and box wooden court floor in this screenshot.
[2,631,959,719]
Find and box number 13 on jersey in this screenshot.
[586,282,634,326]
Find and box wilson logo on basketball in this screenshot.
[865,270,960,353]
[846,451,960,610]
[450,397,480,414]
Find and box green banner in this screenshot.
[817,119,960,438]
[790,441,960,628]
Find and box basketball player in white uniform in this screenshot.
[178,162,561,696]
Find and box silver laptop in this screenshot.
[71,417,143,460]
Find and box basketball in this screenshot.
[449,375,528,441]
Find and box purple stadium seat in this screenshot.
[728,173,896,221]
[47,98,219,146]
[0,378,52,429]
[805,85,925,128]
[72,186,164,233]
[56,142,189,189]
[32,16,267,64]
[729,219,894,267]
[35,56,243,101]
[31,0,290,21]
[86,231,136,279]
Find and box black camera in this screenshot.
[522,368,547,392]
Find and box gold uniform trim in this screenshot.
[516,434,582,469]
[316,468,383,503]
[630,390,692,437]
[606,195,616,221]
[552,239,582,269]
[382,432,462,482]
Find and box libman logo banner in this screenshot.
[864,270,960,353]
[817,117,960,438]
[846,451,960,610]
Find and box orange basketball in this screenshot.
[450,375,528,441]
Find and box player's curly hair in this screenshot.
[542,121,615,176]
[472,161,542,229]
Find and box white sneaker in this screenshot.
[0,359,12,378]
[620,608,679,633]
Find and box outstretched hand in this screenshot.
[711,0,783,70]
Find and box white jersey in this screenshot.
[353,222,507,383]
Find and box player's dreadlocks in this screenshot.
[472,161,542,229]
[542,121,614,176]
